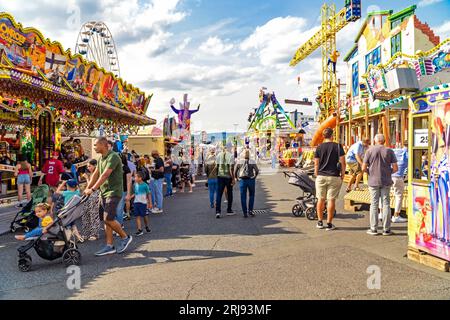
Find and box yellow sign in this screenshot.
[0,22,26,45]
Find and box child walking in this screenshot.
[133,172,152,236]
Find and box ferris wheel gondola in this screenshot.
[75,21,121,77]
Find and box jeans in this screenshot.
[164,173,173,196]
[392,177,405,213]
[216,177,233,213]
[239,179,256,215]
[208,178,218,206]
[369,186,391,231]
[116,192,127,225]
[151,179,164,209]
[271,156,277,169]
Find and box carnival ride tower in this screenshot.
[290,0,361,122]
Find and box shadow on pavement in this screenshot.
[0,170,299,299]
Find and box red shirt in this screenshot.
[42,159,64,187]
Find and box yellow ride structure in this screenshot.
[290,1,362,122]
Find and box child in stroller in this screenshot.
[15,195,89,272]
[10,185,49,233]
[284,170,327,221]
[15,203,53,241]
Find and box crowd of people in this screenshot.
[313,128,408,235]
[14,137,261,257]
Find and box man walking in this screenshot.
[150,150,165,213]
[391,141,408,223]
[216,144,235,218]
[345,138,370,192]
[314,128,346,231]
[362,134,398,236]
[85,137,133,256]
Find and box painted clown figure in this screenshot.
[170,94,200,133]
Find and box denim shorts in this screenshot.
[17,174,31,185]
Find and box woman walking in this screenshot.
[234,150,259,218]
[81,159,101,241]
[15,156,32,207]
[180,155,193,193]
[205,148,218,208]
[164,155,173,197]
[117,153,132,229]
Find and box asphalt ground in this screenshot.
[1,167,450,300]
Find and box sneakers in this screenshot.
[326,223,336,231]
[224,200,228,203]
[226,210,236,216]
[382,230,393,236]
[152,208,163,214]
[367,229,379,236]
[116,236,133,254]
[145,226,151,233]
[135,230,144,237]
[316,221,324,229]
[216,213,221,219]
[392,216,407,223]
[95,245,116,256]
[249,211,255,217]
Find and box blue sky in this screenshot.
[1,0,449,132]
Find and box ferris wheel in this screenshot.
[75,21,121,77]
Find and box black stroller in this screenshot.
[284,170,327,220]
[10,185,49,233]
[17,195,89,272]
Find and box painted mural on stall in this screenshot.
[409,100,450,261]
[0,13,150,115]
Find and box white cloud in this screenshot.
[240,16,320,67]
[175,37,192,54]
[199,37,234,56]
[418,0,443,7]
[434,21,450,40]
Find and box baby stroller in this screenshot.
[17,195,89,272]
[284,170,327,221]
[10,185,49,233]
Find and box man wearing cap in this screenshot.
[39,151,64,189]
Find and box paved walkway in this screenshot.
[1,169,450,300]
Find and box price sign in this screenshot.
[414,129,429,147]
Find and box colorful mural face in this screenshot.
[0,13,150,116]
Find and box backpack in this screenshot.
[239,160,252,179]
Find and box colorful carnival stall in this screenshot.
[0,13,155,194]
[408,40,450,263]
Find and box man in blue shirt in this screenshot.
[391,142,408,223]
[345,138,370,192]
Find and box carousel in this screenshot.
[0,13,155,195]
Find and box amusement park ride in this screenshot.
[290,0,362,122]
[248,88,296,132]
[75,21,121,77]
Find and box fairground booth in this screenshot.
[0,13,154,196]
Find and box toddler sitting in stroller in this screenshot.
[15,203,53,241]
[54,179,84,242]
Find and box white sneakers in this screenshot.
[152,208,163,214]
[392,216,408,223]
